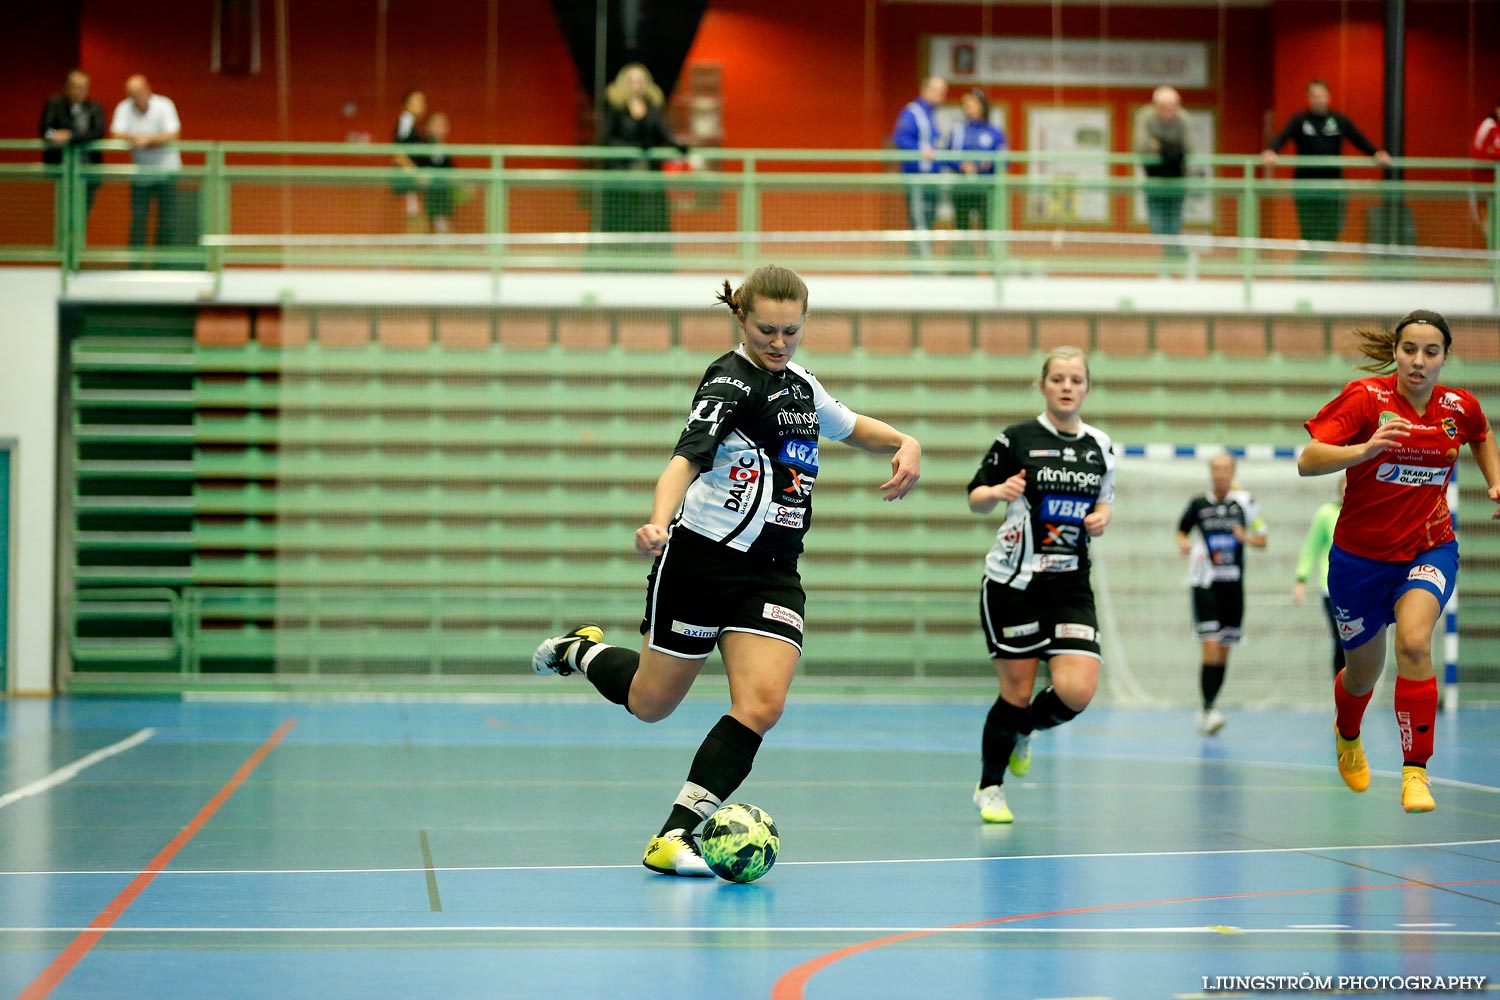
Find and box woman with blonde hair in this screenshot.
[966,346,1115,824]
[599,62,684,235]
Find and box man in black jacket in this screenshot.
[39,70,106,213]
[1262,80,1390,246]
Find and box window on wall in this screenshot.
[213,0,261,75]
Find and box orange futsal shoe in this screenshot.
[1401,766,1435,813]
[1334,726,1370,793]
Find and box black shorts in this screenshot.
[980,573,1101,661]
[641,527,805,659]
[1191,581,1244,644]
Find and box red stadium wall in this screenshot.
[2,0,1495,246]
[0,0,1488,155]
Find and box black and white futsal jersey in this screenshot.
[968,415,1116,589]
[672,346,857,559]
[1178,490,1265,588]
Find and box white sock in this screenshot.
[673,781,721,822]
[576,642,610,673]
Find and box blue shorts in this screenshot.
[1326,541,1458,651]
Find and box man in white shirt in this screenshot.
[110,75,181,254]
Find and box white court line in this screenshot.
[0,925,1494,937]
[0,837,1494,877]
[0,729,155,812]
[1070,750,1500,796]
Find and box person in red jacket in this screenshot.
[1473,98,1500,160]
[1474,99,1500,247]
[1299,310,1500,814]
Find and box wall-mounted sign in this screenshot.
[930,36,1211,90]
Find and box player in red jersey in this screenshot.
[1299,310,1500,812]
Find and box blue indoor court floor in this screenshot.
[0,694,1496,1000]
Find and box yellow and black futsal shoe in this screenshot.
[642,828,714,877]
[531,623,604,677]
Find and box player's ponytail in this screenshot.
[1351,328,1397,374]
[1352,309,1452,374]
[715,265,809,318]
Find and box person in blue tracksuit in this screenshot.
[943,88,1006,255]
[891,75,947,257]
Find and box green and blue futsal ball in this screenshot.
[700,802,779,883]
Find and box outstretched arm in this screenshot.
[635,455,700,555]
[843,414,921,501]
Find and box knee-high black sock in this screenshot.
[1027,685,1080,732]
[980,696,1030,788]
[572,641,638,709]
[660,715,763,836]
[1200,663,1226,710]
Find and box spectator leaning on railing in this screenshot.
[892,75,947,258]
[1262,80,1389,248]
[110,74,181,256]
[1133,86,1193,260]
[39,70,106,214]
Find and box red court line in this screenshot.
[770,877,1500,1000]
[18,718,298,1000]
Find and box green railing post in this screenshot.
[69,145,89,275]
[54,143,71,267]
[990,158,1009,303]
[1239,162,1259,306]
[1492,165,1500,309]
[738,155,758,274]
[487,152,506,297]
[204,144,226,275]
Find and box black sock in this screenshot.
[575,642,639,708]
[1200,664,1226,710]
[660,715,763,836]
[980,696,1030,788]
[1027,685,1080,732]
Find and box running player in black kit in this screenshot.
[967,346,1115,823]
[1176,452,1267,736]
[532,264,922,876]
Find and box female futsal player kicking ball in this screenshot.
[966,346,1115,823]
[1299,310,1500,812]
[532,265,922,875]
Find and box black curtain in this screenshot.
[549,0,709,100]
